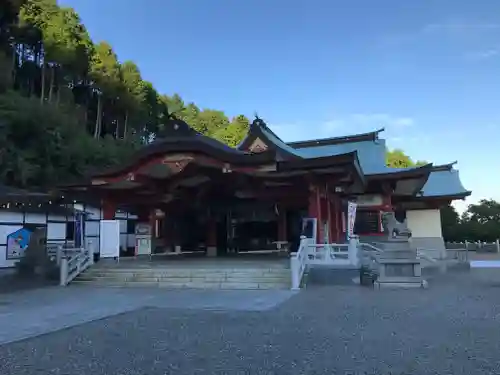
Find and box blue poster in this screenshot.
[6,228,33,260]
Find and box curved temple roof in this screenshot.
[240,121,469,200]
[65,114,470,202]
[419,164,471,199]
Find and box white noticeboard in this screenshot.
[99,220,120,259]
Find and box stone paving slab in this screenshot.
[0,285,296,345]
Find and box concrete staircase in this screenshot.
[72,259,291,290]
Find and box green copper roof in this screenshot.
[242,120,470,200]
[420,169,470,198]
[286,130,469,198]
[291,139,387,174]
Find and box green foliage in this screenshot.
[386,148,427,168]
[440,200,500,242]
[0,0,252,190]
[0,90,138,188]
[212,115,250,147]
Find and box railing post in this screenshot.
[291,255,300,290]
[56,245,62,266]
[496,239,500,253]
[60,257,68,286]
[87,244,94,266]
[348,236,359,267]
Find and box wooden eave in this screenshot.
[277,151,366,186]
[237,123,301,160]
[90,137,278,180]
[406,191,472,202]
[287,128,385,149]
[366,164,433,181]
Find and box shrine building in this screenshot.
[60,116,470,260]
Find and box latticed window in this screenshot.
[354,210,381,234]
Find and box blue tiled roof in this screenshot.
[287,133,469,197]
[259,127,303,156]
[420,169,470,197]
[292,139,386,174]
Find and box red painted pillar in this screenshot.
[308,186,318,218]
[102,200,116,220]
[307,184,323,243]
[327,193,332,243]
[277,208,287,242]
[317,186,323,243]
[332,195,341,242]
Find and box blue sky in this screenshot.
[59,0,498,211]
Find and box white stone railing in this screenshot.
[59,246,93,286]
[306,243,350,265]
[446,240,500,253]
[416,249,439,264]
[47,242,76,266]
[290,236,308,290]
[357,241,382,271]
[290,237,361,290]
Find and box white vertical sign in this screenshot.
[347,201,357,240]
[99,220,120,259]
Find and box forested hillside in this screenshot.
[0,0,250,189]
[0,0,424,190]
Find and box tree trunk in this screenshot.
[48,65,55,103]
[40,62,46,104]
[94,94,103,138]
[115,119,120,139]
[123,110,129,139]
[11,45,17,87]
[83,104,88,127]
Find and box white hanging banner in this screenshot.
[347,201,357,240]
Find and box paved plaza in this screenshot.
[1,269,500,374]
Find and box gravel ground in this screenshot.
[1,269,500,374]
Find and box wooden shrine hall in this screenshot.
[59,114,470,257]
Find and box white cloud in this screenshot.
[350,113,414,128]
[422,21,500,36]
[465,47,500,61]
[269,113,415,142]
[377,19,500,51]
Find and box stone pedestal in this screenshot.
[373,239,426,289]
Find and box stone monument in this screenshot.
[373,212,426,288]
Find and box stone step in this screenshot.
[76,275,290,283]
[75,262,292,289]
[83,272,289,279]
[72,279,290,289]
[87,268,290,275]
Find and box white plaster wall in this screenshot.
[0,206,138,267]
[406,209,442,238]
[0,210,68,268]
[406,209,446,259]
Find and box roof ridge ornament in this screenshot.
[157,110,198,139]
[252,113,267,129]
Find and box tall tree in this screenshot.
[212,114,249,147]
[386,148,427,168]
[89,41,120,138]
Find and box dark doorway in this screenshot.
[216,215,228,256]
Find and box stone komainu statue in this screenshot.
[381,212,412,239]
